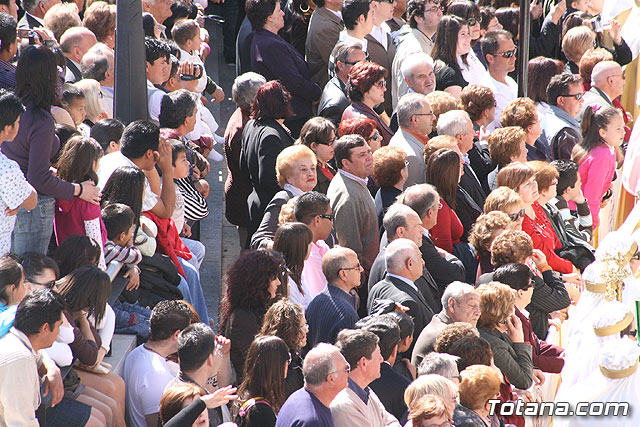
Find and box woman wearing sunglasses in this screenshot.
[446,1,487,86]
[342,61,394,146]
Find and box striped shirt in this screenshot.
[306,284,359,348]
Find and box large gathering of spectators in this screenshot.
[1,0,640,425]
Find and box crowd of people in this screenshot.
[0,0,639,425]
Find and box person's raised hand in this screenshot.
[607,20,623,45]
[550,0,566,24]
[201,385,238,409]
[529,249,547,267]
[157,137,173,173]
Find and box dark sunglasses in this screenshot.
[317,213,334,221]
[558,93,584,101]
[491,48,517,58]
[509,208,526,221]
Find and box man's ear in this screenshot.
[109,140,119,151]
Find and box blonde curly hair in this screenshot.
[476,282,516,329]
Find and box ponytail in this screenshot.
[574,105,620,164]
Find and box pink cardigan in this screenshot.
[578,144,616,229]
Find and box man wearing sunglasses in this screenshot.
[480,30,517,132]
[542,73,584,161]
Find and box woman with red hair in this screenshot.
[341,61,394,146]
[338,117,382,153]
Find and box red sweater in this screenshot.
[515,308,564,373]
[430,200,463,253]
[522,201,573,274]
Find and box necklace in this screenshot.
[143,343,165,358]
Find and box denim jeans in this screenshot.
[179,257,209,322]
[12,193,55,255]
[112,300,151,342]
[183,238,205,270]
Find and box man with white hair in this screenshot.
[81,43,115,117]
[18,0,60,29]
[578,60,625,122]
[417,352,460,379]
[411,281,480,365]
[142,0,172,27]
[276,343,350,427]
[389,93,434,187]
[368,238,434,340]
[400,52,436,98]
[369,204,440,323]
[437,109,486,207]
[60,26,97,83]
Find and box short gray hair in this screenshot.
[417,352,460,378]
[401,52,434,79]
[441,281,476,310]
[21,0,43,13]
[232,72,267,112]
[398,184,440,220]
[383,203,415,240]
[397,93,428,128]
[303,343,338,386]
[332,40,364,64]
[437,110,471,137]
[321,247,352,284]
[385,238,418,272]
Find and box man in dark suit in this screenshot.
[361,315,411,421]
[318,41,365,126]
[369,203,441,316]
[368,239,434,351]
[398,184,466,294]
[18,0,58,29]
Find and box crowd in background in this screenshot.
[0,0,639,425]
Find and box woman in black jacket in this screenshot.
[233,336,291,427]
[240,81,296,246]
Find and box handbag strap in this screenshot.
[238,397,271,418]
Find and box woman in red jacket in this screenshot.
[497,162,577,277]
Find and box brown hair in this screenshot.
[373,145,407,187]
[171,19,200,46]
[459,85,495,122]
[408,394,450,425]
[434,322,478,354]
[426,148,460,208]
[579,48,613,90]
[483,187,522,214]
[56,136,104,184]
[423,135,458,165]
[83,1,116,43]
[490,229,533,266]
[476,282,516,329]
[426,91,458,126]
[458,364,501,409]
[528,160,559,193]
[273,223,313,296]
[259,299,305,356]
[496,162,535,191]
[487,126,526,167]
[500,97,538,129]
[347,61,388,102]
[562,26,596,64]
[469,211,512,258]
[159,383,207,425]
[527,57,564,103]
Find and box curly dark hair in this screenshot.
[433,322,478,354]
[219,250,286,331]
[259,299,305,355]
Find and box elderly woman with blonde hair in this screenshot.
[453,364,503,427]
[74,79,108,131]
[250,145,317,249]
[404,374,458,420]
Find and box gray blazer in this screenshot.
[478,327,534,390]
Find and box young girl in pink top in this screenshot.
[54,136,107,269]
[572,105,625,230]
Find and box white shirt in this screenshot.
[338,31,367,51]
[458,50,486,86]
[0,152,34,256]
[147,80,166,123]
[179,48,208,94]
[123,345,176,426]
[386,272,419,292]
[481,71,518,132]
[97,151,159,212]
[101,86,114,118]
[283,183,304,196]
[339,169,368,188]
[288,276,313,309]
[369,24,390,50]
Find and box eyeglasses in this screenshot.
[422,420,452,427]
[29,279,56,289]
[490,48,517,58]
[431,201,443,210]
[320,137,336,147]
[343,60,360,66]
[373,80,387,89]
[608,72,626,80]
[367,131,381,142]
[317,213,334,221]
[452,375,462,382]
[329,362,351,376]
[425,4,444,13]
[466,17,477,26]
[550,179,558,186]
[558,93,584,100]
[341,262,362,271]
[498,319,508,325]
[508,208,526,221]
[522,179,538,190]
[414,111,436,118]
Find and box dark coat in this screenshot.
[368,276,435,341]
[420,234,465,294]
[318,77,350,126]
[65,57,82,83]
[250,29,322,120]
[240,118,294,243]
[411,311,452,366]
[341,101,394,146]
[17,13,41,29]
[455,185,483,242]
[467,138,495,195]
[460,163,487,210]
[250,189,294,249]
[369,362,411,421]
[365,32,396,116]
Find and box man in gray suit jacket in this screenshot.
[368,239,434,347]
[578,60,623,122]
[306,0,345,89]
[389,93,434,188]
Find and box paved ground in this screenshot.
[200,20,242,332]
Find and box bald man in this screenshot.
[60,26,97,83]
[306,247,362,348]
[578,60,624,122]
